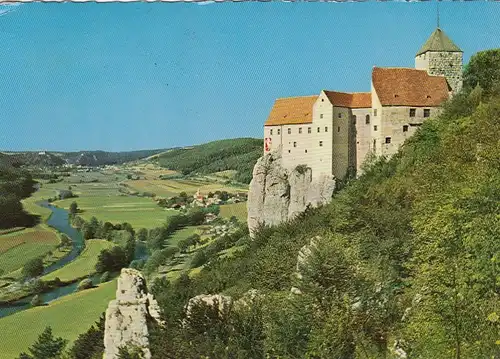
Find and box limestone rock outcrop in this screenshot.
[104,268,164,359]
[185,294,233,318]
[291,236,321,294]
[247,150,336,236]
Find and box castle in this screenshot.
[263,27,463,180]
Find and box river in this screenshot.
[0,202,97,318]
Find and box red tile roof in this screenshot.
[372,67,450,107]
[264,96,317,126]
[323,91,371,108]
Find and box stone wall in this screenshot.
[103,268,164,359]
[247,149,336,236]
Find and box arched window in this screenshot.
[365,114,370,124]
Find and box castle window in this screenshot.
[338,126,340,132]
[288,128,291,134]
[365,115,370,124]
[373,139,376,151]
[270,129,273,135]
[374,109,378,116]
[374,125,378,131]
[321,98,324,102]
[319,141,323,147]
[325,126,328,132]
[338,113,342,118]
[317,127,320,133]
[424,109,431,118]
[308,127,311,134]
[299,127,302,134]
[409,108,416,117]
[277,129,280,135]
[385,137,391,144]
[293,142,297,148]
[352,115,357,123]
[403,125,409,132]
[305,149,308,153]
[320,114,323,119]
[288,150,291,153]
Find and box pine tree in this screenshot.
[18,327,67,359]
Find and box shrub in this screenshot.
[100,271,110,283]
[77,278,94,291]
[30,294,43,307]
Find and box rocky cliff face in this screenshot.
[104,268,164,359]
[247,150,336,236]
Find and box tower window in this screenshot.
[374,109,378,116]
[374,125,378,131]
[325,126,328,132]
[288,128,291,134]
[424,109,431,118]
[305,149,308,153]
[320,114,323,119]
[308,127,311,134]
[409,108,416,117]
[299,127,302,134]
[403,125,409,132]
[319,141,323,147]
[270,129,273,135]
[277,129,280,135]
[385,137,391,144]
[338,113,342,118]
[337,126,340,132]
[293,142,297,147]
[365,115,370,124]
[317,127,320,133]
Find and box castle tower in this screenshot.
[415,27,463,94]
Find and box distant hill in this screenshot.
[153,138,263,184]
[0,149,170,167]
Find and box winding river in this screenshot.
[0,202,95,318]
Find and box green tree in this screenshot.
[22,257,44,280]
[68,314,105,359]
[137,228,148,242]
[17,327,67,359]
[69,202,79,216]
[464,48,500,95]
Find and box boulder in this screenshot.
[103,268,164,359]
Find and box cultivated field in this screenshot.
[0,280,117,359]
[123,178,248,198]
[43,240,115,282]
[219,202,248,222]
[0,228,60,275]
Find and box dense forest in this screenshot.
[154,138,263,184]
[19,49,500,359]
[0,162,38,228]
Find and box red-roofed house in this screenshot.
[263,27,462,179]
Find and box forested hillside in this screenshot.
[0,162,37,228]
[154,138,263,184]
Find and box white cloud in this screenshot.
[196,1,216,5]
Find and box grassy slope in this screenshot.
[0,228,60,274]
[0,280,117,359]
[43,240,115,282]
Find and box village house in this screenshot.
[263,27,463,179]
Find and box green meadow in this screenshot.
[0,228,60,275]
[43,239,115,282]
[0,280,117,359]
[219,202,248,222]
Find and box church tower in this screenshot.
[415,27,463,94]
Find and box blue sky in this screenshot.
[0,1,499,152]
